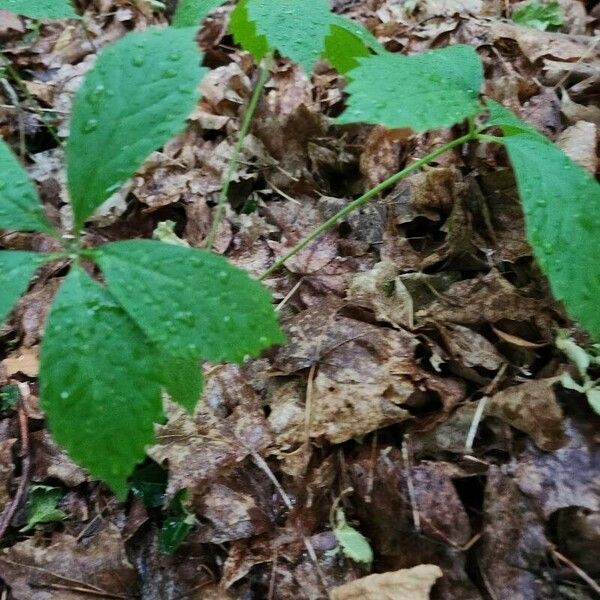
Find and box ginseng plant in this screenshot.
[1,0,599,500]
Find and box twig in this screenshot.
[0,558,108,593]
[551,547,600,596]
[29,582,128,599]
[206,55,273,249]
[267,549,279,600]
[275,277,304,312]
[365,432,378,504]
[260,131,475,280]
[465,396,488,453]
[249,450,328,590]
[552,36,600,91]
[0,77,25,158]
[401,435,420,533]
[0,404,31,540]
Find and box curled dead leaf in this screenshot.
[329,564,443,600]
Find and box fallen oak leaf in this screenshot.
[329,564,443,600]
[485,377,566,451]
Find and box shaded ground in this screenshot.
[1,0,600,598]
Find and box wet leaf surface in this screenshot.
[1,1,599,598]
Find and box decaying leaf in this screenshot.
[149,366,273,501]
[486,378,566,451]
[269,303,464,449]
[0,524,137,599]
[511,419,600,517]
[329,564,443,600]
[479,468,551,600]
[556,120,598,174]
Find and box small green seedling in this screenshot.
[21,485,68,531]
[158,490,196,555]
[0,25,284,498]
[332,507,373,567]
[512,1,563,31]
[557,332,600,415]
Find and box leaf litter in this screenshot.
[0,0,599,598]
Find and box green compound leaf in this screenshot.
[229,0,269,63]
[337,45,484,131]
[230,0,333,73]
[94,240,285,364]
[160,353,203,413]
[0,140,54,234]
[172,0,227,27]
[0,251,43,325]
[485,100,600,339]
[485,99,539,136]
[66,27,205,231]
[330,15,385,55]
[512,0,563,31]
[40,266,164,498]
[0,0,78,19]
[323,16,384,75]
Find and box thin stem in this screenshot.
[260,131,475,280]
[205,55,272,250]
[476,133,504,144]
[0,51,63,148]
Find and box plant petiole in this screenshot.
[475,133,504,144]
[259,130,476,280]
[205,54,273,250]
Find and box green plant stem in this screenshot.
[206,55,272,250]
[0,51,63,149]
[476,133,504,144]
[260,131,475,280]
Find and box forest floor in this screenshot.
[0,0,600,598]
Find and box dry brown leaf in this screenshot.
[0,524,137,600]
[438,324,505,371]
[556,120,598,174]
[416,270,555,335]
[270,304,464,449]
[360,127,412,187]
[329,564,443,600]
[192,468,274,543]
[1,346,39,378]
[489,22,599,63]
[479,468,550,600]
[347,262,412,328]
[511,419,600,517]
[149,365,273,500]
[0,10,25,40]
[419,0,502,16]
[29,430,88,487]
[560,88,600,126]
[476,171,531,263]
[490,325,547,349]
[486,378,566,451]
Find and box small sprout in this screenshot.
[21,485,68,531]
[512,1,563,31]
[333,507,373,567]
